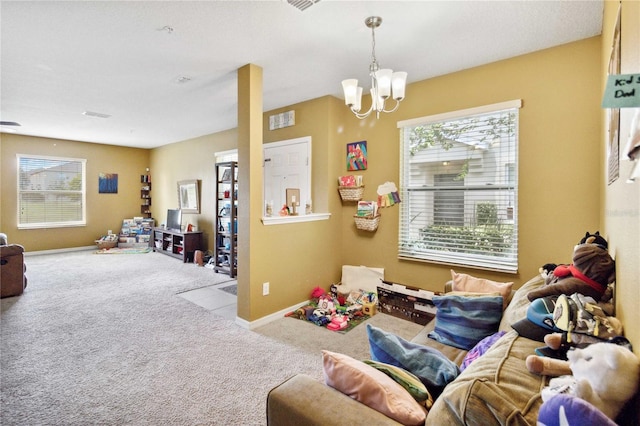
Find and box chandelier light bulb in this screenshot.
[341,16,407,120]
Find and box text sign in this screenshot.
[602,73,640,108]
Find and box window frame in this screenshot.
[17,154,87,229]
[397,100,521,273]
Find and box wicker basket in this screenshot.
[338,185,365,201]
[353,214,380,232]
[95,239,118,249]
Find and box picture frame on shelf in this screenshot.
[177,179,200,214]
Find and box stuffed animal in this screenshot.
[538,231,609,279]
[579,231,608,250]
[528,243,615,302]
[527,342,640,421]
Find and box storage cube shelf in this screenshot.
[151,227,202,263]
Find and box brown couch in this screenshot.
[1,233,28,298]
[267,276,549,425]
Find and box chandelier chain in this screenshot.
[370,23,379,73]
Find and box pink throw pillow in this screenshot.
[450,270,513,309]
[322,350,426,425]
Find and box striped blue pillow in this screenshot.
[428,294,504,351]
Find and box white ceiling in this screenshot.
[1,1,603,149]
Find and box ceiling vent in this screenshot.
[287,0,320,12]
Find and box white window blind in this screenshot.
[17,155,87,229]
[398,101,521,272]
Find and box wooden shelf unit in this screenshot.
[151,227,202,263]
[140,175,152,218]
[214,161,238,278]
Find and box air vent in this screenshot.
[287,0,320,12]
[82,111,111,119]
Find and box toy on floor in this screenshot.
[527,342,640,421]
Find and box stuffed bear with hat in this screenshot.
[528,232,615,303]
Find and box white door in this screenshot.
[263,137,311,216]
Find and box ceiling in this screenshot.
[1,1,603,149]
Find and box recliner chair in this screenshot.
[0,233,28,298]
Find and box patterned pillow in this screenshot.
[428,294,504,350]
[366,324,459,393]
[363,360,433,406]
[322,350,427,425]
[460,331,507,371]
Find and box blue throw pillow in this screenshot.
[428,294,503,351]
[366,324,459,392]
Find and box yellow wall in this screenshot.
[601,0,640,355]
[149,128,237,251]
[2,16,638,335]
[338,37,603,289]
[0,134,149,251]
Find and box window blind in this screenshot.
[398,101,520,272]
[18,155,86,229]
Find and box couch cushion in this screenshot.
[428,294,504,350]
[499,275,545,332]
[367,324,459,394]
[427,330,546,425]
[322,350,426,426]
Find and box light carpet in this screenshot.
[1,250,424,425]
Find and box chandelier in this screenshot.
[342,16,407,119]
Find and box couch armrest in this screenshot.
[0,244,25,257]
[267,374,401,426]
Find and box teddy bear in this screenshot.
[526,342,640,421]
[528,242,615,302]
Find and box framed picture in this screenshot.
[347,141,367,171]
[607,4,621,185]
[177,180,200,214]
[98,173,118,194]
[286,188,300,207]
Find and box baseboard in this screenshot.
[235,300,311,330]
[25,246,95,256]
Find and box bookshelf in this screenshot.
[140,174,152,218]
[151,228,203,263]
[214,161,238,278]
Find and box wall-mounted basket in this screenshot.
[338,185,365,202]
[354,214,380,232]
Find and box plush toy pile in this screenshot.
[523,231,640,424]
[286,284,376,332]
[528,232,616,303]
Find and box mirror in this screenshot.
[177,180,200,214]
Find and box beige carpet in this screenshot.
[1,249,424,425]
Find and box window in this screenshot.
[17,155,87,229]
[398,100,521,272]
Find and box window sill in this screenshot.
[261,213,331,225]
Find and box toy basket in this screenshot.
[95,240,117,250]
[353,214,380,232]
[338,185,364,201]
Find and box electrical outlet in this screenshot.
[262,282,270,296]
[107,230,112,235]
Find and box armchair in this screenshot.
[1,233,28,298]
